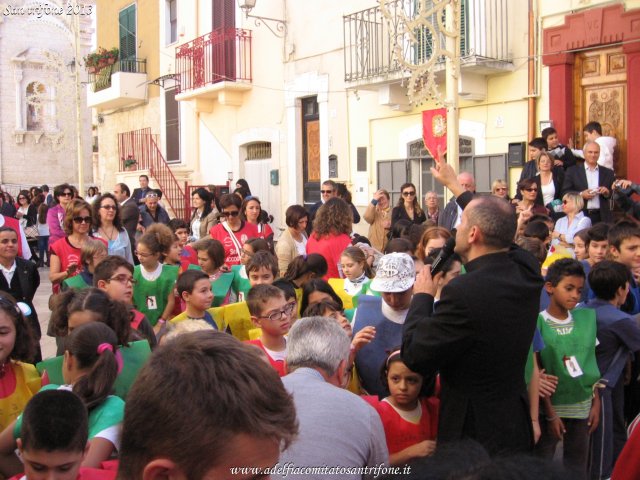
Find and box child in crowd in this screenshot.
[542,126,576,169]
[167,219,198,272]
[364,349,438,466]
[11,389,117,480]
[524,221,551,250]
[423,249,463,304]
[580,224,610,303]
[536,258,601,476]
[585,261,640,480]
[132,225,178,331]
[0,323,125,474]
[329,246,373,309]
[0,295,39,432]
[246,284,294,376]
[272,279,299,322]
[191,238,234,306]
[62,239,108,291]
[50,288,133,352]
[299,278,343,316]
[163,234,183,269]
[93,256,156,347]
[36,201,49,268]
[573,228,589,261]
[246,251,278,288]
[607,221,640,315]
[171,270,217,330]
[283,253,328,289]
[231,238,270,300]
[117,331,297,479]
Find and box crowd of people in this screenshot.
[0,121,640,479]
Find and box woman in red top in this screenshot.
[306,197,353,279]
[240,196,274,247]
[49,199,106,293]
[209,194,259,267]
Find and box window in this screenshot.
[166,0,177,45]
[119,4,136,71]
[25,82,49,131]
[165,88,180,163]
[414,0,468,63]
[246,142,272,160]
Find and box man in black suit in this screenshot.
[0,226,41,361]
[131,175,152,206]
[562,140,615,224]
[114,183,140,246]
[402,160,543,455]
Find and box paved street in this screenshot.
[34,266,57,360]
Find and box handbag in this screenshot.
[24,224,38,239]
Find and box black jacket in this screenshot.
[562,163,615,223]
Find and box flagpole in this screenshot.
[445,0,460,179]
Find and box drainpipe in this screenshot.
[527,0,536,141]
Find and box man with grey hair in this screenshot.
[275,317,388,480]
[403,158,544,455]
[438,172,475,231]
[562,140,615,224]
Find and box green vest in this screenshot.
[537,308,601,406]
[187,265,234,307]
[62,275,90,291]
[133,264,179,326]
[231,264,251,301]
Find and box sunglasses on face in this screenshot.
[402,191,416,197]
[73,216,92,224]
[100,205,117,211]
[320,189,334,194]
[524,188,538,193]
[220,210,240,218]
[495,187,507,192]
[60,192,73,197]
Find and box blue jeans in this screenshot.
[37,235,49,263]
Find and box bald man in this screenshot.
[438,172,475,231]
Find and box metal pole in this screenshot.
[445,0,460,175]
[73,11,85,195]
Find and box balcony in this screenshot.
[86,59,147,111]
[343,0,513,103]
[175,28,252,111]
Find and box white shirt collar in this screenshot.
[584,162,599,172]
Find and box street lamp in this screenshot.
[237,0,287,37]
[227,171,233,190]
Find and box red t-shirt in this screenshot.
[306,232,352,280]
[245,339,286,377]
[363,396,439,454]
[50,237,107,293]
[210,221,260,267]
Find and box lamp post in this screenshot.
[237,0,287,37]
[72,11,85,196]
[227,171,233,191]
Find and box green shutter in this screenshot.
[414,0,467,63]
[119,5,136,68]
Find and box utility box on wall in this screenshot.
[270,169,279,186]
[507,142,527,167]
[329,154,338,178]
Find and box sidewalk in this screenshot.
[34,266,57,359]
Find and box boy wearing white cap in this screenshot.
[353,252,418,396]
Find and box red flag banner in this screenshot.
[422,108,447,161]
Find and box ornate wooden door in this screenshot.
[574,47,626,176]
[302,97,320,205]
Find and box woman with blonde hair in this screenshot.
[364,189,391,252]
[551,192,591,248]
[391,183,426,228]
[491,179,509,200]
[416,226,452,261]
[306,197,353,279]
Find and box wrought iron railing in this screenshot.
[89,58,147,92]
[175,28,252,94]
[343,0,509,82]
[118,128,188,220]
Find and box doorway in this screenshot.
[574,47,626,176]
[302,96,320,205]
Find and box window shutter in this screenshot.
[119,5,136,66]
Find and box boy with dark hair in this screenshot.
[246,251,279,288]
[246,284,294,376]
[14,389,115,480]
[607,221,640,315]
[167,219,197,272]
[536,258,601,476]
[524,221,551,248]
[520,137,549,181]
[117,331,297,479]
[94,256,156,347]
[585,261,640,480]
[542,127,576,170]
[170,270,217,329]
[272,278,299,321]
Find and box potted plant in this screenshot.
[123,155,137,171]
[106,47,119,65]
[96,47,109,68]
[84,51,101,73]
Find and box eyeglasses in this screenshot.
[494,187,507,192]
[17,197,26,201]
[72,216,92,224]
[320,189,334,194]
[240,249,254,258]
[523,188,538,193]
[258,302,296,321]
[135,251,154,258]
[402,191,416,197]
[220,210,240,218]
[145,193,159,198]
[61,192,73,197]
[108,274,137,286]
[100,205,117,211]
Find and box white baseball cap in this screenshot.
[370,253,415,293]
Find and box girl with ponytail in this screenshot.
[0,322,125,474]
[133,224,179,331]
[282,253,328,289]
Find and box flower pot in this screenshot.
[107,58,116,65]
[87,66,96,74]
[126,164,137,171]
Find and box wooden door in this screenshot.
[574,47,626,176]
[302,97,320,205]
